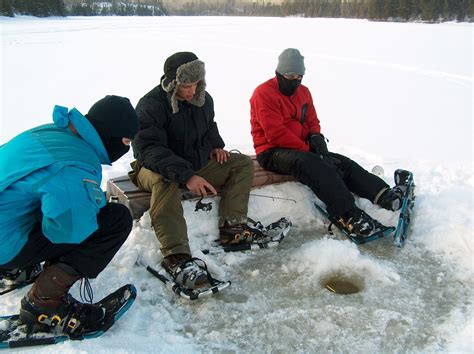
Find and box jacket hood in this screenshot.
[53,105,111,165]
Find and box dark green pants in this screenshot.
[136,153,254,257]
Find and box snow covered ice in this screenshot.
[1,16,473,352]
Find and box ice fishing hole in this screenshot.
[321,272,365,295]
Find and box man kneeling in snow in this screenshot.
[0,96,137,334]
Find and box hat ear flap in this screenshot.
[161,76,176,93]
[168,90,179,114]
[161,76,180,114]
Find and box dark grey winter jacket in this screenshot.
[133,85,225,185]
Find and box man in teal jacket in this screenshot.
[0,95,138,335]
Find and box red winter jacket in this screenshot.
[250,77,321,155]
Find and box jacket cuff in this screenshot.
[180,169,196,185]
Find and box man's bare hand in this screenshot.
[186,175,217,196]
[210,148,230,164]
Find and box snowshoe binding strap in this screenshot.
[169,258,215,290]
[22,293,106,336]
[0,264,43,296]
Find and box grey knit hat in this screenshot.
[160,51,206,114]
[276,48,305,76]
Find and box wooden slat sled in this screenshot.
[106,155,294,220]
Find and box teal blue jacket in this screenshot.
[0,106,111,265]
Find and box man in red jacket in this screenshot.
[250,48,402,238]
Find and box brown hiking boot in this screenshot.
[161,254,209,289]
[219,220,266,245]
[19,263,105,335]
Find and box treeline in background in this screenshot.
[1,0,472,23]
[0,0,165,17]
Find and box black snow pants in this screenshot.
[0,203,132,278]
[257,148,389,217]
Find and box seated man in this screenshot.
[0,95,138,334]
[132,51,262,290]
[250,48,402,238]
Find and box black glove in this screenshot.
[309,133,329,157]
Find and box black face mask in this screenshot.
[276,72,302,96]
[85,95,138,164]
[104,137,130,163]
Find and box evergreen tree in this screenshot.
[1,0,14,17]
[54,0,66,16]
[398,0,413,20]
[382,0,399,19]
[420,0,442,21]
[355,1,369,18]
[12,0,28,15]
[411,0,423,19]
[368,0,385,19]
[452,0,470,21]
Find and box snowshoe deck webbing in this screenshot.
[393,169,415,247]
[145,265,230,300]
[0,284,136,349]
[313,202,395,245]
[202,217,292,254]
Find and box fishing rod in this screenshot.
[249,193,297,203]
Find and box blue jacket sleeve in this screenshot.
[37,166,105,244]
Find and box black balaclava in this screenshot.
[86,95,138,163]
[276,72,302,96]
[275,48,305,97]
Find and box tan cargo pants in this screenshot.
[136,153,254,257]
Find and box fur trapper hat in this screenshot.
[160,51,206,114]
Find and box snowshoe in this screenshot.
[0,284,136,349]
[392,169,415,247]
[0,264,42,296]
[145,257,230,300]
[161,254,210,289]
[202,217,292,254]
[19,292,107,336]
[314,202,395,244]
